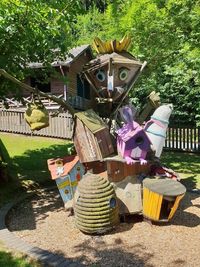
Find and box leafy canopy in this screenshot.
[0,0,199,125]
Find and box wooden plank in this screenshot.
[183,127,186,150]
[194,127,197,151]
[73,119,99,162]
[190,127,193,151]
[176,127,178,149]
[86,127,101,161]
[179,127,182,150]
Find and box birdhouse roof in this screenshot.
[75,109,108,133]
[117,122,151,144]
[47,155,79,180]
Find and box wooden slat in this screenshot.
[0,109,73,139]
[183,127,186,150]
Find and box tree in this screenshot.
[0,0,199,125]
[0,0,84,99]
[74,0,200,125]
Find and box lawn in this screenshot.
[162,151,200,189]
[0,132,73,206]
[0,242,40,267]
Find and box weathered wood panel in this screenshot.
[73,119,101,163]
[107,160,150,183]
[0,109,73,139]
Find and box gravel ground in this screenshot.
[7,189,200,267]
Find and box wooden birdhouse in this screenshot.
[47,155,85,205]
[116,121,151,163]
[73,109,114,163]
[143,178,186,222]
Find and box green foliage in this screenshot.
[74,0,200,125]
[0,0,199,125]
[0,250,40,267]
[0,0,83,98]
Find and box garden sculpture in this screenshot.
[0,35,186,234]
[48,36,186,233]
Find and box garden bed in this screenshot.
[7,189,200,267]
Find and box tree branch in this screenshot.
[0,69,75,116]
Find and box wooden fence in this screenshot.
[0,109,199,153]
[165,126,200,153]
[0,109,74,139]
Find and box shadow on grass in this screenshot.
[11,142,74,185]
[0,138,11,164]
[0,141,73,207]
[0,138,12,183]
[162,151,200,174]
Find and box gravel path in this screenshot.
[7,189,200,267]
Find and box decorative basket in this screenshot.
[25,100,49,131]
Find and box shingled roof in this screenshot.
[28,44,92,68]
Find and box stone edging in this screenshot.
[0,189,84,267]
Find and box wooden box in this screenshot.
[105,155,150,183]
[84,160,106,174]
[73,109,114,163]
[143,178,186,222]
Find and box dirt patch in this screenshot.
[7,189,200,267]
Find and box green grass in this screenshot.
[0,242,41,267]
[0,133,73,206]
[162,151,200,189]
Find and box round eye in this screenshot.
[119,68,129,81]
[95,70,106,82]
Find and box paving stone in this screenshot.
[48,255,67,266]
[14,241,33,253]
[0,229,10,237]
[67,262,85,267]
[3,236,22,247]
[29,247,50,258]
[59,260,84,267]
[58,259,74,267]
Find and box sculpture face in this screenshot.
[84,52,143,103]
[82,37,145,116]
